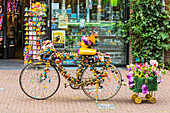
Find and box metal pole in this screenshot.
[3,0,7,59]
[162,0,165,68]
[49,0,52,40]
[126,0,130,65]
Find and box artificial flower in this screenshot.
[145,74,148,78]
[150,60,158,67]
[126,60,163,91]
[141,84,148,94]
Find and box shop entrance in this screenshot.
[3,0,47,59]
[0,0,32,59]
[6,0,23,59]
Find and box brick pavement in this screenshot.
[0,69,170,113]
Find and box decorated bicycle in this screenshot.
[19,32,123,102]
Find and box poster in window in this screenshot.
[52,30,65,48]
[58,15,68,28]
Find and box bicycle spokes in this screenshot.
[20,62,60,100]
[81,62,122,100]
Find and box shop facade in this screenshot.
[0,0,130,66]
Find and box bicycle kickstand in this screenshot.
[96,82,99,104]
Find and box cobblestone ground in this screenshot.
[0,69,170,113]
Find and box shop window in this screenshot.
[51,0,127,65]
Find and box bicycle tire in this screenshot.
[81,62,122,101]
[19,61,60,100]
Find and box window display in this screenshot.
[51,0,127,65]
[51,0,127,64]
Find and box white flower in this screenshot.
[149,60,158,67]
[130,64,134,67]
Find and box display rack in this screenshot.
[23,2,47,64]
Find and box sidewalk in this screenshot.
[0,59,126,70]
[0,59,24,70]
[0,69,170,113]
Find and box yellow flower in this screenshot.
[138,74,142,78]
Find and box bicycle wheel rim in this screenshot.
[19,62,60,100]
[81,62,122,101]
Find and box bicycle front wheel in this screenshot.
[81,62,122,101]
[19,61,60,100]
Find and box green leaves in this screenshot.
[117,0,170,64]
[167,25,170,29]
[160,32,169,40]
[163,21,169,26]
[163,44,170,51]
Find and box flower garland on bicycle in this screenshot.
[39,33,114,87]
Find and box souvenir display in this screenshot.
[23,2,47,64]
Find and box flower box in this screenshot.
[131,76,158,93]
[126,60,164,104]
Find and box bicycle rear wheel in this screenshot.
[81,62,122,101]
[19,61,60,100]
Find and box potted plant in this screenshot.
[126,60,164,104]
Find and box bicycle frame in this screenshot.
[40,51,111,88]
[20,40,123,101]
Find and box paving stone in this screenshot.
[0,70,169,113]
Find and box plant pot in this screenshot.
[132,76,158,93]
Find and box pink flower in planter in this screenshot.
[145,74,149,78]
[145,62,149,68]
[135,63,141,68]
[147,71,150,74]
[138,69,142,72]
[141,84,148,94]
[133,68,136,72]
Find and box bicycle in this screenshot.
[19,40,123,102]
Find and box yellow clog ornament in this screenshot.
[25,36,28,40]
[25,27,29,30]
